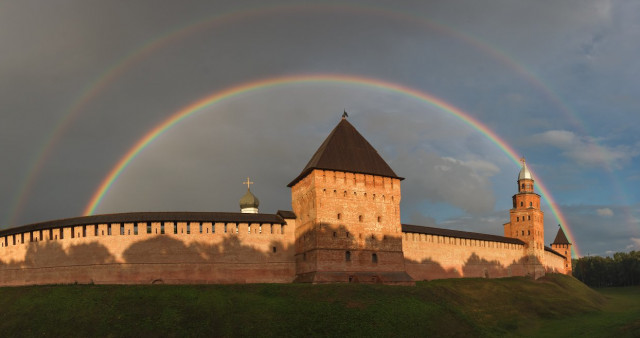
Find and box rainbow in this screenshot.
[7,3,593,227]
[83,74,580,257]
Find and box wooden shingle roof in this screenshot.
[552,226,571,245]
[401,224,525,245]
[288,118,402,187]
[0,212,287,237]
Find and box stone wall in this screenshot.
[402,232,531,281]
[544,250,566,274]
[0,220,296,286]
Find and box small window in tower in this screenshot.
[377,216,382,222]
[528,215,531,220]
[517,217,519,222]
[344,191,347,197]
[337,213,341,220]
[530,202,533,207]
[333,232,337,238]
[528,230,530,235]
[521,230,524,236]
[521,183,525,189]
[520,202,523,207]
[346,232,350,238]
[346,251,351,262]
[272,246,277,253]
[372,253,378,263]
[358,215,363,222]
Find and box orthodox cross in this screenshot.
[520,157,526,166]
[243,177,254,190]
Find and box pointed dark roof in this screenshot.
[288,118,403,187]
[552,226,571,245]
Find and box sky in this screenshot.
[1,0,639,258]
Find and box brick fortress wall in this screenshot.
[0,217,296,286]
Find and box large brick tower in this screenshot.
[551,226,573,275]
[288,116,413,284]
[504,158,545,276]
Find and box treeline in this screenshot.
[573,251,640,287]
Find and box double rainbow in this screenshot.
[83,74,580,257]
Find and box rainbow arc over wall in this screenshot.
[83,74,580,258]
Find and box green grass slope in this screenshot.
[0,274,637,337]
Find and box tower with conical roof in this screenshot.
[551,225,572,275]
[239,177,259,214]
[288,115,413,284]
[503,158,545,277]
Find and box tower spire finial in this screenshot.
[243,177,254,191]
[342,110,348,119]
[520,157,526,166]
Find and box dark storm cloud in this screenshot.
[1,0,639,258]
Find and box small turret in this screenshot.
[239,177,259,214]
[551,225,572,275]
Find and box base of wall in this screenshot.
[294,271,415,285]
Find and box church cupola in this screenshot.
[518,157,534,193]
[239,177,259,214]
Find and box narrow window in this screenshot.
[528,230,530,235]
[248,224,251,234]
[128,229,131,235]
[173,223,177,234]
[272,246,277,253]
[13,235,16,245]
[107,225,111,236]
[520,202,523,207]
[346,251,351,262]
[40,230,43,240]
[337,213,341,220]
[224,224,228,233]
[333,232,337,238]
[343,191,347,197]
[30,232,33,242]
[134,224,138,235]
[270,224,273,234]
[517,217,519,222]
[95,226,98,237]
[199,223,203,234]
[259,225,262,234]
[521,230,524,236]
[212,224,216,233]
[120,226,124,236]
[147,224,152,234]
[160,223,165,235]
[346,232,350,238]
[186,224,190,234]
[528,215,531,220]
[70,229,74,239]
[358,215,363,222]
[372,253,378,263]
[83,226,86,237]
[235,224,239,234]
[377,216,382,222]
[530,202,533,207]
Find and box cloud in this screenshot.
[596,208,614,217]
[399,151,498,215]
[627,238,640,250]
[532,130,639,168]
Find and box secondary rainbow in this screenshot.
[8,3,593,227]
[83,74,580,257]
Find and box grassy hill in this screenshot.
[0,274,638,337]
